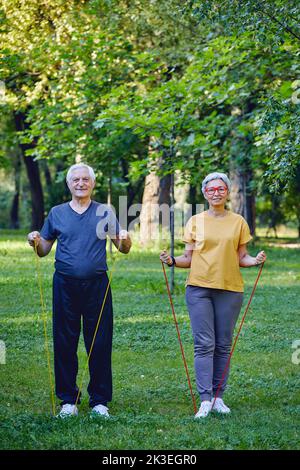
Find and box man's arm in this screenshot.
[27,231,55,257]
[111,229,132,254]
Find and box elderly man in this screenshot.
[28,163,131,418]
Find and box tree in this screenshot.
[1,0,299,235]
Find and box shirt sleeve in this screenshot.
[40,209,57,241]
[239,218,253,246]
[183,216,195,245]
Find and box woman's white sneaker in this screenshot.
[194,400,212,419]
[91,404,110,418]
[211,397,231,414]
[57,404,78,418]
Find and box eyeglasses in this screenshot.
[205,186,227,196]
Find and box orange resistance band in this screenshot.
[162,260,265,415]
[211,261,265,409]
[161,261,198,414]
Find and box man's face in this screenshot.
[67,168,95,198]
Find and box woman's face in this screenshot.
[204,178,229,207]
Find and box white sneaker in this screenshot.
[211,397,231,414]
[194,400,212,419]
[57,404,78,418]
[91,404,110,418]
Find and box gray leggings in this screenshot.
[185,285,243,402]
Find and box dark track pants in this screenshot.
[185,285,243,402]
[52,271,113,408]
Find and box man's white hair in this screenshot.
[201,172,231,196]
[66,163,96,183]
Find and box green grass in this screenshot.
[0,232,299,450]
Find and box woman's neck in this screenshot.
[207,205,227,218]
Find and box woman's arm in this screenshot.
[160,247,193,268]
[238,244,267,267]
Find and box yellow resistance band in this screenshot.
[74,245,121,411]
[34,241,56,416]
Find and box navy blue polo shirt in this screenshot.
[40,201,121,279]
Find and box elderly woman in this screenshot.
[160,172,266,419]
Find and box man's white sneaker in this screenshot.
[194,400,212,419]
[57,404,78,418]
[91,404,110,418]
[211,397,231,414]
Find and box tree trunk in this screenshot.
[120,156,144,223]
[158,174,171,206]
[9,152,21,229]
[43,160,52,189]
[230,166,256,235]
[14,112,44,230]
[188,183,201,214]
[23,154,45,230]
[139,170,161,245]
[139,161,171,245]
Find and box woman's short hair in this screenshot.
[201,172,231,196]
[66,163,96,183]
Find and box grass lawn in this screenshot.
[0,231,299,450]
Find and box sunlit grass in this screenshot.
[0,233,299,450]
[256,224,299,239]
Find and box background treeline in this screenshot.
[0,0,299,236]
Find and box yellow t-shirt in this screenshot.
[183,210,253,292]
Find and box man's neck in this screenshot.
[71,196,91,207]
[70,197,92,213]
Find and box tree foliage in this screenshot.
[0,0,299,218]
